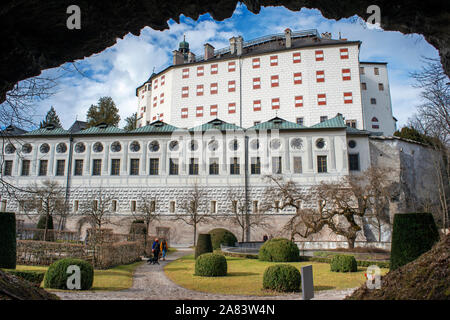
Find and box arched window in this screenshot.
[371,117,379,122]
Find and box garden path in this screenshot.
[55,248,355,300]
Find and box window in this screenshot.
[3,160,13,176]
[228,103,236,114]
[181,86,189,98]
[293,157,302,174]
[153,78,158,89]
[346,120,357,128]
[349,154,360,171]
[320,116,328,123]
[230,157,240,175]
[210,105,218,116]
[228,61,236,72]
[378,83,384,91]
[111,159,120,175]
[189,158,199,175]
[197,66,204,76]
[169,158,179,175]
[181,107,188,119]
[317,156,327,173]
[293,72,302,84]
[253,121,261,126]
[130,159,139,175]
[253,100,261,112]
[56,160,65,176]
[209,158,219,175]
[251,157,261,175]
[253,201,259,213]
[252,58,260,69]
[38,160,48,176]
[131,200,136,212]
[74,200,79,212]
[272,157,282,174]
[150,200,156,212]
[253,77,261,89]
[372,117,379,129]
[196,106,203,117]
[160,93,164,104]
[342,68,351,81]
[344,92,353,104]
[374,67,379,75]
[210,82,218,94]
[340,48,349,59]
[293,52,301,63]
[92,159,102,176]
[348,140,357,149]
[228,80,236,92]
[153,96,157,108]
[371,98,377,105]
[149,158,159,175]
[112,200,117,212]
[271,98,280,110]
[231,200,238,214]
[270,55,278,66]
[360,67,365,74]
[211,64,218,74]
[196,84,204,96]
[295,96,303,108]
[315,50,324,61]
[74,159,83,176]
[271,75,279,87]
[210,201,217,214]
[317,94,327,106]
[296,117,304,126]
[169,201,176,213]
[316,70,325,82]
[182,68,189,79]
[161,75,165,86]
[361,82,367,90]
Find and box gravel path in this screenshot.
[55,248,355,300]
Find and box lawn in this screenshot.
[14,261,144,291]
[164,254,388,296]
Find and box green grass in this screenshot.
[15,261,144,291]
[164,254,388,296]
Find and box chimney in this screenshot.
[187,51,196,63]
[173,50,184,65]
[204,43,215,60]
[284,28,292,48]
[236,36,243,56]
[229,37,236,55]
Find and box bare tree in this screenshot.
[80,189,114,238]
[132,196,161,252]
[175,183,211,246]
[227,187,268,242]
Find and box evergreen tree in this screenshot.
[40,106,62,128]
[394,126,433,145]
[86,96,120,128]
[124,112,138,131]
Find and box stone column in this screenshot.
[330,137,336,171]
[307,137,313,171]
[85,142,91,175]
[142,140,147,175]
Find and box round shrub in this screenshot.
[330,255,357,272]
[209,228,238,250]
[44,258,94,290]
[390,212,440,270]
[258,238,300,262]
[195,233,213,259]
[0,212,16,269]
[195,253,227,277]
[263,264,301,292]
[34,214,54,241]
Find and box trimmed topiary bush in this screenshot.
[34,214,54,241]
[390,212,440,271]
[44,258,94,290]
[195,233,213,259]
[263,264,301,292]
[330,255,358,272]
[0,212,16,269]
[209,228,238,250]
[195,253,227,277]
[258,238,300,262]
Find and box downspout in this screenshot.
[63,135,74,230]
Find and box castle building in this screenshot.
[0,30,436,247]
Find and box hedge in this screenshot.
[195,253,227,277]
[35,215,54,241]
[300,256,390,269]
[4,270,46,286]
[390,212,440,270]
[0,212,16,269]
[258,238,300,262]
[330,255,358,272]
[209,228,238,250]
[263,264,301,292]
[44,258,94,290]
[195,234,213,259]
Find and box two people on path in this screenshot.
[149,238,169,264]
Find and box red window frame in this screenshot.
[196,106,204,117]
[253,77,261,89]
[228,102,236,114]
[160,92,164,104]
[253,100,261,112]
[228,61,236,72]
[210,105,218,116]
[153,95,157,108]
[210,82,218,94]
[343,92,353,104]
[196,84,204,96]
[342,68,351,81]
[315,50,324,61]
[271,75,279,87]
[153,78,158,89]
[211,64,218,75]
[271,98,280,110]
[295,96,303,108]
[197,66,204,77]
[293,52,301,63]
[181,86,189,98]
[252,58,260,69]
[316,70,325,83]
[317,93,327,106]
[228,80,236,92]
[161,75,165,86]
[270,55,278,66]
[340,48,349,59]
[181,108,188,119]
[182,68,189,79]
[293,72,302,85]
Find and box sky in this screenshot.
[18,3,442,129]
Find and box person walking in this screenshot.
[160,239,168,261]
[151,238,160,264]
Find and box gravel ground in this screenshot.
[55,248,356,300]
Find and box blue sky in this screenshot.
[24,3,441,129]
